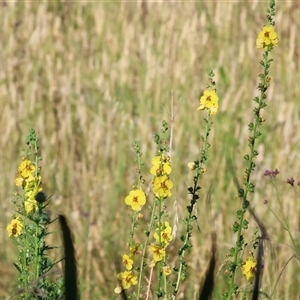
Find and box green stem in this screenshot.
[172,113,211,299]
[34,225,40,279]
[272,180,300,258]
[267,205,285,228]
[136,202,157,299]
[33,145,41,280]
[22,241,29,298]
[227,50,271,299]
[157,198,164,295]
[129,212,138,249]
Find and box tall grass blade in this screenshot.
[59,214,78,300]
[251,238,263,300]
[198,232,217,300]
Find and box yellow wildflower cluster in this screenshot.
[15,158,42,214]
[115,243,141,293]
[197,90,219,115]
[7,158,43,237]
[151,155,173,199]
[256,25,279,49]
[150,155,171,177]
[153,221,173,247]
[148,222,173,274]
[241,256,257,281]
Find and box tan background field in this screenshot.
[1,1,299,299]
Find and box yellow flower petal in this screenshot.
[125,188,146,211]
[242,256,257,281]
[7,218,23,237]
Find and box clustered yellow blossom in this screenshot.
[6,217,23,237]
[241,256,257,281]
[151,154,173,199]
[117,154,174,294]
[148,155,174,271]
[115,245,141,293]
[197,90,219,115]
[148,222,173,272]
[153,221,173,247]
[256,25,279,49]
[15,158,42,214]
[152,175,173,198]
[7,158,43,237]
[150,155,172,176]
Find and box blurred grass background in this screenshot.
[1,1,299,299]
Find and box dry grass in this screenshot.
[1,1,300,299]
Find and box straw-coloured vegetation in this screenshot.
[1,0,300,299]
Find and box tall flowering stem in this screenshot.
[147,121,174,298]
[172,71,218,298]
[7,128,63,300]
[225,1,278,298]
[115,123,174,298]
[115,142,146,296]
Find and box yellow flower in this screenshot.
[24,173,37,186]
[150,155,172,176]
[148,244,166,262]
[23,182,42,214]
[7,218,23,237]
[256,25,279,49]
[25,184,42,199]
[15,173,24,187]
[18,159,36,179]
[24,198,38,214]
[152,175,173,198]
[242,256,257,281]
[24,175,42,191]
[15,159,40,187]
[209,105,218,115]
[117,271,138,290]
[187,162,196,170]
[197,90,219,115]
[125,189,146,211]
[122,254,133,270]
[154,222,173,246]
[15,169,35,188]
[163,265,172,276]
